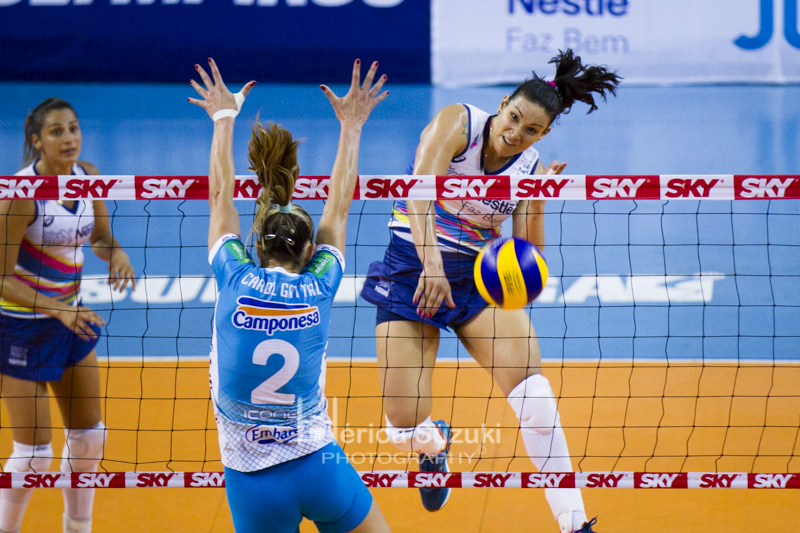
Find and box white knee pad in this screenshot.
[3,442,54,473]
[507,374,559,434]
[61,422,105,473]
[383,416,447,456]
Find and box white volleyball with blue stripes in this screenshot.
[473,237,548,309]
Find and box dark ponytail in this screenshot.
[22,98,77,167]
[509,49,621,123]
[247,117,314,268]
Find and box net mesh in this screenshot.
[1,174,798,487]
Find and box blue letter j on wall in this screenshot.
[735,0,800,49]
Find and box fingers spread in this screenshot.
[196,64,214,90]
[189,79,209,100]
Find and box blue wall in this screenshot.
[0,0,430,84]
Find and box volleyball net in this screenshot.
[1,173,799,489]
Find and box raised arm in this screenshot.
[188,58,256,252]
[407,104,469,317]
[314,60,388,254]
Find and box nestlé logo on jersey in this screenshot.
[734,176,800,199]
[246,424,299,445]
[135,177,206,199]
[587,176,660,199]
[232,296,320,335]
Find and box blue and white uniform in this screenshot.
[361,104,541,330]
[390,104,540,254]
[0,162,100,381]
[209,234,372,533]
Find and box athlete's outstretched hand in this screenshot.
[321,59,389,127]
[188,58,256,120]
[545,160,567,175]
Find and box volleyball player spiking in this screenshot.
[361,49,620,533]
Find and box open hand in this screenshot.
[320,59,389,127]
[56,306,105,342]
[107,249,136,292]
[413,261,456,319]
[188,58,256,120]
[545,160,567,175]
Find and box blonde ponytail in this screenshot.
[247,118,313,267]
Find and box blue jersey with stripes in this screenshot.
[209,234,344,472]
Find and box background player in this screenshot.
[189,58,390,533]
[0,98,136,533]
[361,50,620,533]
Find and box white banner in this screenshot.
[432,0,800,86]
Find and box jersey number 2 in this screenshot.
[251,339,300,405]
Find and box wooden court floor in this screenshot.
[2,360,799,532]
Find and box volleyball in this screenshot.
[473,237,548,309]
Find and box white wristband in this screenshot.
[212,109,238,121]
[212,91,246,122]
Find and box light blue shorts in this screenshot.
[224,442,373,533]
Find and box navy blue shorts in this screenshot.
[361,234,488,331]
[224,442,373,533]
[0,314,100,382]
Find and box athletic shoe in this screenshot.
[571,517,598,533]
[418,420,452,512]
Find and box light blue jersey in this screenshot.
[208,234,344,472]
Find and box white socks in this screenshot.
[0,442,54,533]
[61,422,106,526]
[507,374,586,523]
[0,422,105,533]
[384,416,447,456]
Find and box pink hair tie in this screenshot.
[547,80,556,88]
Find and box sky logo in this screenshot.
[735,0,800,49]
